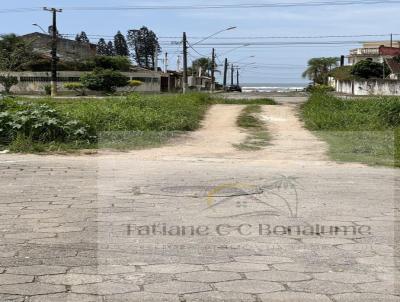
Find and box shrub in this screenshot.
[306,84,334,93]
[44,84,51,95]
[351,59,390,79]
[81,69,129,93]
[0,76,18,94]
[93,56,131,71]
[64,83,87,96]
[128,80,143,91]
[0,102,91,144]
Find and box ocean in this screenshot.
[241,83,307,93]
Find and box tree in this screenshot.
[75,31,90,44]
[97,38,108,56]
[81,69,129,93]
[302,57,339,85]
[106,41,115,56]
[127,26,161,69]
[93,56,131,71]
[114,31,129,56]
[0,34,35,93]
[351,59,390,79]
[192,57,214,76]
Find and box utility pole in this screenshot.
[223,58,228,90]
[236,68,240,86]
[182,32,188,93]
[154,49,158,72]
[164,52,168,73]
[390,33,393,48]
[211,48,215,92]
[43,7,62,97]
[231,64,234,86]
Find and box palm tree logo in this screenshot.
[204,175,301,219]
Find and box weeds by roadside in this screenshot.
[301,93,400,167]
[235,105,271,151]
[0,93,276,153]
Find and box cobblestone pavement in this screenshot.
[0,101,399,302]
[1,153,398,302]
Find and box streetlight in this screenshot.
[192,26,237,46]
[221,44,250,56]
[32,23,47,34]
[233,55,255,64]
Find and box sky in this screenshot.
[1,0,399,84]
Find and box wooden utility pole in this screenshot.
[231,64,234,86]
[236,68,240,86]
[211,48,215,92]
[182,32,188,93]
[390,33,393,48]
[43,7,62,97]
[223,58,228,90]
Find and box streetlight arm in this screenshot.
[192,26,237,46]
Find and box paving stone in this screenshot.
[337,243,395,255]
[37,226,84,233]
[28,293,103,302]
[39,273,103,285]
[273,262,331,273]
[357,281,400,295]
[176,271,241,283]
[302,238,355,245]
[184,291,255,302]
[215,280,283,293]
[142,264,203,274]
[312,272,377,283]
[0,274,33,285]
[104,292,179,302]
[259,292,332,302]
[208,262,270,272]
[234,255,294,264]
[0,294,25,302]
[4,232,56,240]
[72,281,140,295]
[287,280,355,294]
[357,256,397,266]
[0,283,65,295]
[70,265,137,275]
[333,293,400,302]
[6,265,67,275]
[246,270,311,282]
[144,281,211,294]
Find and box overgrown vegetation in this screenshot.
[301,92,400,167]
[0,93,275,153]
[235,105,271,151]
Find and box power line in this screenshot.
[1,0,400,13]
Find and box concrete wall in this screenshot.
[334,79,400,96]
[0,71,164,94]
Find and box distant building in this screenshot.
[348,41,400,65]
[21,32,97,61]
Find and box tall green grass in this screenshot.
[1,93,276,152]
[301,93,400,167]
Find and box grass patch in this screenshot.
[235,105,271,151]
[301,93,400,167]
[0,93,276,153]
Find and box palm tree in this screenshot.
[192,57,214,76]
[302,57,339,85]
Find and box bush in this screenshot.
[306,84,334,93]
[0,102,91,145]
[93,56,131,71]
[0,76,18,94]
[81,69,129,93]
[64,83,87,96]
[128,80,143,91]
[351,59,390,79]
[44,85,51,95]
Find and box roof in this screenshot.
[385,58,400,74]
[379,46,400,56]
[22,32,97,48]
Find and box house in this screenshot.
[21,32,97,61]
[188,75,212,91]
[385,58,400,80]
[348,41,400,65]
